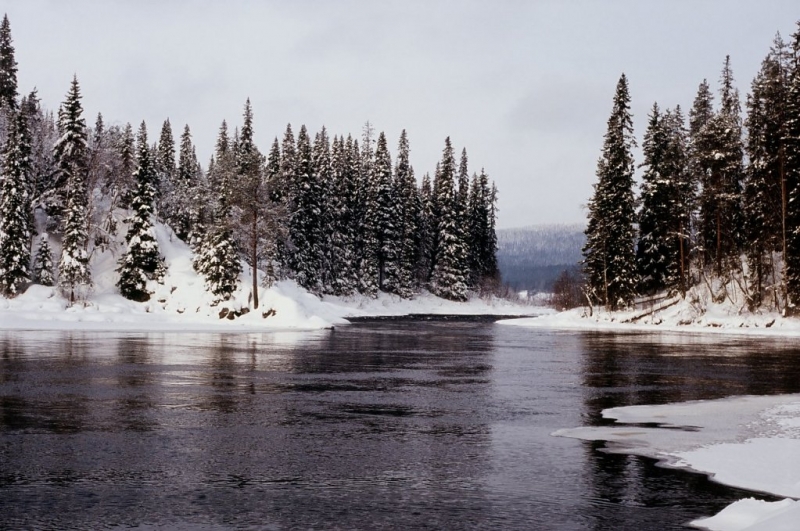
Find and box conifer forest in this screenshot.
[0,14,500,308]
[584,21,800,314]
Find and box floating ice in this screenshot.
[553,394,800,530]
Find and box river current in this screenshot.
[2,322,800,529]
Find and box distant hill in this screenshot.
[497,223,585,292]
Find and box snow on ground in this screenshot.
[553,395,800,531]
[0,220,538,332]
[498,282,800,338]
[322,289,545,318]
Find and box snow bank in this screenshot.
[0,220,537,332]
[498,284,800,338]
[322,289,545,318]
[692,498,800,531]
[553,395,800,530]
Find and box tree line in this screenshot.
[0,14,500,307]
[584,22,800,314]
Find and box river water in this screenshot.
[2,322,800,530]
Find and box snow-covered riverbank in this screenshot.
[498,288,800,338]
[0,223,539,332]
[554,394,800,530]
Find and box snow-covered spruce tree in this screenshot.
[116,122,165,302]
[193,122,241,303]
[393,130,420,298]
[368,131,399,293]
[784,23,800,313]
[583,74,638,310]
[636,103,680,295]
[0,111,32,296]
[358,122,379,296]
[20,89,59,216]
[485,181,500,283]
[430,137,468,301]
[467,168,500,289]
[311,127,333,292]
[328,135,359,295]
[663,106,692,295]
[54,76,91,304]
[274,124,297,278]
[172,124,200,243]
[417,172,434,283]
[32,233,54,286]
[289,125,325,293]
[0,14,18,110]
[262,136,288,284]
[745,39,790,308]
[455,149,471,285]
[115,122,135,209]
[688,80,715,270]
[155,118,175,221]
[698,57,745,276]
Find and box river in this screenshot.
[2,322,800,529]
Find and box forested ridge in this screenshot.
[584,22,800,315]
[0,15,500,308]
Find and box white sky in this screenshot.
[4,1,799,228]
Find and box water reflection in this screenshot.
[0,325,498,529]
[3,326,800,529]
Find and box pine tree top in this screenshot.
[0,12,18,109]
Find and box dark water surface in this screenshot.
[2,323,800,530]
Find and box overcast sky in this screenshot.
[4,1,799,228]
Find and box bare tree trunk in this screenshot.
[781,149,788,312]
[716,208,722,276]
[679,221,686,297]
[251,215,259,309]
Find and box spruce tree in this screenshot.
[116,122,165,302]
[697,57,745,275]
[418,172,434,283]
[155,118,175,220]
[32,234,54,286]
[583,74,638,310]
[784,23,800,313]
[276,124,297,277]
[369,131,399,293]
[311,127,333,292]
[289,125,325,293]
[193,164,241,302]
[430,137,468,301]
[467,168,499,288]
[454,148,471,288]
[0,14,18,110]
[193,120,240,303]
[54,77,91,303]
[265,136,288,282]
[744,41,789,307]
[172,124,198,242]
[0,112,31,296]
[689,80,715,269]
[636,103,680,294]
[664,106,692,295]
[394,130,420,297]
[328,135,359,295]
[116,122,136,209]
